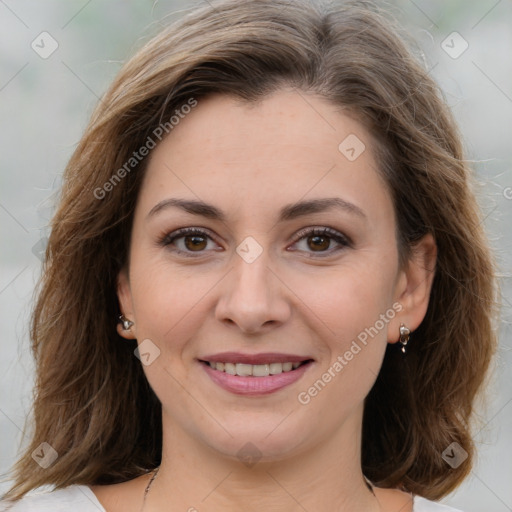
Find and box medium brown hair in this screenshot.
[3,0,497,502]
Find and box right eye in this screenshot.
[159,227,221,257]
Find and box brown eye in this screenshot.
[307,234,331,252]
[183,234,208,251]
[160,227,218,257]
[291,227,351,257]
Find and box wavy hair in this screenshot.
[3,0,497,502]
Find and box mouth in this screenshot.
[198,353,315,395]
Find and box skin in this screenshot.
[91,89,436,512]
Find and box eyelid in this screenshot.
[292,226,353,247]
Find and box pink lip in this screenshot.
[200,352,312,365]
[201,360,313,396]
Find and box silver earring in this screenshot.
[399,323,410,354]
[119,314,134,330]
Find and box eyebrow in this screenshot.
[147,197,366,222]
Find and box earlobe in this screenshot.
[389,233,437,343]
[116,320,136,339]
[117,268,136,340]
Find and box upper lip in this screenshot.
[200,352,314,365]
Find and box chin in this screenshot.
[197,420,315,464]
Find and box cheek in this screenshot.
[302,260,397,340]
[297,271,393,412]
[299,262,396,399]
[128,257,218,349]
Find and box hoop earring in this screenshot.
[119,314,134,330]
[399,323,410,354]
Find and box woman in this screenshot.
[1,0,497,510]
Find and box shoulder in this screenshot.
[1,485,105,512]
[414,496,465,512]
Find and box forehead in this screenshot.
[156,90,368,165]
[137,89,393,227]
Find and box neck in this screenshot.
[146,406,381,512]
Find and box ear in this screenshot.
[116,267,137,340]
[388,233,437,343]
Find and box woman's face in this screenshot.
[117,89,434,462]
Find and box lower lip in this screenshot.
[201,361,313,396]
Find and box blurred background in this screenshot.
[0,0,511,509]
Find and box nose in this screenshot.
[215,246,291,335]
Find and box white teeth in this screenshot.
[253,364,270,377]
[269,363,283,375]
[224,362,236,375]
[207,361,304,377]
[236,363,253,376]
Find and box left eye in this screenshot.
[160,227,350,257]
[290,227,351,256]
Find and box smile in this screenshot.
[199,358,314,395]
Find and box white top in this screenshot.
[1,485,464,511]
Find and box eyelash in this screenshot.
[158,226,352,258]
